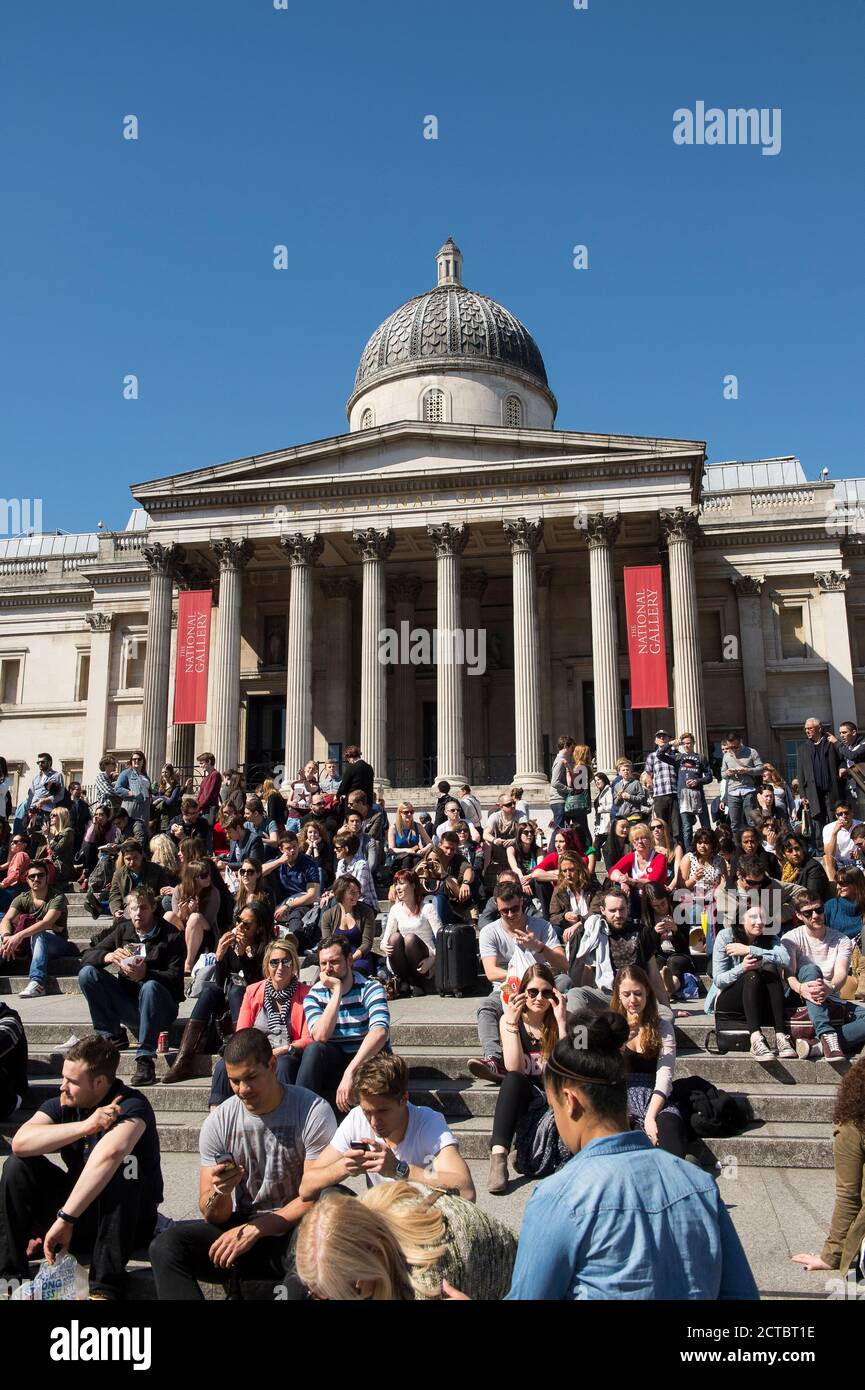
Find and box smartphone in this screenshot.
[351,1140,372,1152]
[214,1151,237,1171]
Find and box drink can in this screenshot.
[157,1031,169,1054]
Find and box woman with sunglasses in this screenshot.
[609,823,668,921]
[207,938,312,1105]
[0,832,31,911]
[319,873,377,976]
[113,750,152,848]
[708,903,794,1060]
[609,965,687,1154]
[387,802,430,871]
[234,856,276,915]
[0,862,71,997]
[165,858,221,974]
[487,962,569,1194]
[506,822,541,881]
[36,806,76,889]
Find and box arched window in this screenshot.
[360,407,374,430]
[505,395,523,428]
[423,389,445,423]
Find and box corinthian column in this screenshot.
[732,576,771,756]
[504,520,547,791]
[280,533,324,784]
[140,542,184,773]
[427,522,469,783]
[388,573,423,785]
[814,570,854,730]
[351,528,395,786]
[587,514,624,773]
[661,508,707,753]
[211,538,253,773]
[461,569,488,785]
[82,612,113,784]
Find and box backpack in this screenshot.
[670,1075,754,1139]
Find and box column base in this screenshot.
[436,771,467,787]
[512,772,550,797]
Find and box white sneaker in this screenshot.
[795,1037,820,1060]
[750,1030,773,1061]
[18,981,46,999]
[775,1032,797,1059]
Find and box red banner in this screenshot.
[624,565,669,709]
[173,590,212,724]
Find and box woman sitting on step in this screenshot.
[164,858,221,975]
[319,873,377,977]
[207,937,312,1105]
[380,868,442,997]
[162,900,270,1084]
[609,965,687,1157]
[708,903,795,1060]
[792,1061,865,1279]
[486,962,569,1195]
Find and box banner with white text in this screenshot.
[624,565,669,709]
[173,589,212,724]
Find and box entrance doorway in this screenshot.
[582,679,642,765]
[246,697,285,786]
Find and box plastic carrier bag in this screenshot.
[10,1253,88,1301]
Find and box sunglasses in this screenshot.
[499,905,523,917]
[501,802,515,808]
[799,907,824,918]
[238,868,258,876]
[269,959,293,970]
[27,873,46,880]
[525,987,555,1001]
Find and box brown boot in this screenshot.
[487,1150,509,1195]
[161,1019,208,1085]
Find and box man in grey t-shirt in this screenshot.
[149,1029,335,1299]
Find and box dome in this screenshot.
[351,239,553,403]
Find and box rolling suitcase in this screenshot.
[435,923,478,998]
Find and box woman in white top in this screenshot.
[675,827,722,933]
[380,868,443,997]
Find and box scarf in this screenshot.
[262,976,300,1031]
[781,861,799,883]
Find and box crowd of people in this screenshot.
[0,716,864,1298]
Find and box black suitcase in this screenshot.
[435,924,478,998]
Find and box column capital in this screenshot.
[461,568,488,601]
[352,527,395,563]
[585,513,621,550]
[387,573,423,605]
[212,537,254,572]
[732,574,764,597]
[321,572,358,600]
[815,569,849,592]
[427,521,469,558]
[280,533,324,568]
[142,541,185,577]
[503,518,543,554]
[85,611,112,633]
[660,507,701,545]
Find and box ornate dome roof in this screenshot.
[352,239,550,396]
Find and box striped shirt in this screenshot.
[303,973,390,1052]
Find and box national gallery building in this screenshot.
[1,238,863,799]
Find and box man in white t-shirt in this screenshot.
[467,881,569,1084]
[435,797,480,844]
[822,802,863,869]
[300,1054,475,1201]
[783,894,865,1061]
[149,1028,336,1299]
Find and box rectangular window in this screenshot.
[780,606,806,659]
[783,738,799,786]
[75,651,90,702]
[122,635,147,690]
[0,658,21,704]
[699,610,723,662]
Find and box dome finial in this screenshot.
[436,237,462,287]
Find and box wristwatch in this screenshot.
[57,1208,78,1225]
[394,1159,410,1180]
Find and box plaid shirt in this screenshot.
[644,749,678,798]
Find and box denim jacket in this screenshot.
[705,927,791,1012]
[504,1130,758,1300]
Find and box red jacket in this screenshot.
[197,769,223,813]
[1,850,30,890]
[237,979,312,1048]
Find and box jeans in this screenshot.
[728,794,756,836]
[796,963,865,1053]
[476,991,504,1060]
[78,964,179,1058]
[294,1039,355,1097]
[27,929,72,985]
[276,905,321,953]
[566,984,613,1015]
[149,1219,307,1301]
[550,802,566,830]
[190,981,245,1027]
[0,1153,156,1298]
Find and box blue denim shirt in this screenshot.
[504,1130,758,1300]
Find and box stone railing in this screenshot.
[0,559,48,575]
[752,488,815,507]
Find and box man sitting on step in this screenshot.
[0,1000,28,1119]
[0,1034,162,1300]
[296,938,390,1109]
[149,1028,335,1300]
[78,885,185,1087]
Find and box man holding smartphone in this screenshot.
[149,1028,336,1300]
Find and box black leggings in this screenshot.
[389,933,429,984]
[654,1111,688,1159]
[718,969,786,1033]
[491,1071,541,1151]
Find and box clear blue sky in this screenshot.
[1,0,862,534]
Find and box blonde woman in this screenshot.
[563,746,593,848]
[149,832,180,878]
[37,807,75,886]
[387,802,430,870]
[294,1181,516,1301]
